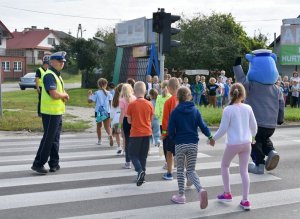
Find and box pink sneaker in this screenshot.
[217,192,233,202]
[171,194,186,204]
[240,200,251,210]
[199,189,208,209]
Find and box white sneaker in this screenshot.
[97,139,102,145]
[122,162,131,169]
[116,147,123,156]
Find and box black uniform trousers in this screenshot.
[33,114,62,168]
[251,127,275,165]
[37,87,42,116]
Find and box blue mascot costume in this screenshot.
[233,49,284,174]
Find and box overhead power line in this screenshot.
[0,5,122,21]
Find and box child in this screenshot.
[162,77,180,180]
[210,83,257,210]
[127,81,154,186]
[282,81,289,107]
[206,77,219,108]
[168,87,213,209]
[88,78,113,146]
[216,87,222,108]
[191,75,202,105]
[111,83,124,155]
[152,76,161,94]
[117,83,136,169]
[149,88,161,147]
[182,77,190,89]
[155,80,171,168]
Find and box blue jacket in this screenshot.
[168,101,211,145]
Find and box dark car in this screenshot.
[19,73,36,90]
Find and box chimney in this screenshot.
[44,27,50,30]
[31,26,37,29]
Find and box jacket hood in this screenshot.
[176,101,195,114]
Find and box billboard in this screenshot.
[280,24,300,65]
[115,17,155,47]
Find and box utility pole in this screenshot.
[0,67,3,118]
[77,24,82,38]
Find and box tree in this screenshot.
[165,13,269,79]
[95,29,117,82]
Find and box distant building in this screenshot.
[7,26,71,65]
[0,20,26,81]
[269,16,300,78]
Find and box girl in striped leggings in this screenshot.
[168,87,214,209]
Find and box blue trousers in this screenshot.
[129,136,150,173]
[151,117,161,145]
[33,114,62,168]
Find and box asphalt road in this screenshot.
[1,82,81,92]
[0,127,299,218]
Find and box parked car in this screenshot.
[19,73,36,90]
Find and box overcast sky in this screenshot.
[1,0,299,43]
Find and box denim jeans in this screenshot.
[193,93,201,105]
[151,117,161,145]
[129,136,150,173]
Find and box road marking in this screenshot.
[0,161,235,188]
[0,173,279,210]
[61,187,300,219]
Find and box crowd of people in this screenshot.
[86,68,268,211]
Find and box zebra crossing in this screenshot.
[0,132,297,218]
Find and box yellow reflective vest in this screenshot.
[41,69,65,115]
[37,67,47,87]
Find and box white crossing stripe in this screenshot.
[0,173,279,211]
[0,162,236,188]
[62,187,300,219]
[0,152,209,173]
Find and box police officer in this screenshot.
[35,55,50,117]
[31,51,69,174]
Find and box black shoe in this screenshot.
[31,165,48,174]
[49,165,60,173]
[136,171,145,186]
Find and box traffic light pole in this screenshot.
[159,33,165,82]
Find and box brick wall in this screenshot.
[0,56,26,81]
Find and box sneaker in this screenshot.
[162,172,173,180]
[199,189,208,209]
[217,192,233,202]
[248,162,264,174]
[171,194,186,204]
[136,171,146,186]
[109,136,114,147]
[97,139,102,145]
[116,148,123,156]
[122,162,131,169]
[49,165,60,173]
[31,165,48,175]
[240,200,251,210]
[265,150,280,171]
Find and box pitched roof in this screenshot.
[0,20,13,39]
[6,29,57,49]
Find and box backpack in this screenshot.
[95,91,109,123]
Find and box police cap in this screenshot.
[50,51,67,62]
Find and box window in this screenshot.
[14,61,22,71]
[48,38,55,45]
[1,61,10,71]
[38,51,44,59]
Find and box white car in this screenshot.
[19,73,36,90]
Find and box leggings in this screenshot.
[221,143,251,201]
[175,143,202,195]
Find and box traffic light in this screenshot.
[152,11,164,33]
[162,13,181,54]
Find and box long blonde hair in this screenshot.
[120,83,134,103]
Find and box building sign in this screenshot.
[280,24,300,65]
[115,17,155,47]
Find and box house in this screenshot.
[269,16,300,78]
[6,26,63,65]
[0,20,26,81]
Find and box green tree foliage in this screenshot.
[165,13,269,79]
[95,29,117,81]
